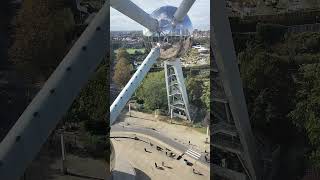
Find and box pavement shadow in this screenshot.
[67,171,104,180]
[134,168,151,180]
[112,170,136,180]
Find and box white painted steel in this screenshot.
[164,59,191,121]
[0,3,109,180]
[110,0,159,32]
[173,0,196,23]
[110,47,160,125]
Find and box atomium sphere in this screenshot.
[143,5,193,37]
[143,6,193,60]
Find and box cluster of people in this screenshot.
[154,161,166,168]
[204,150,210,162]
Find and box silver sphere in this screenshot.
[143,6,193,60]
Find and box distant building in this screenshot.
[192,30,210,38]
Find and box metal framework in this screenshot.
[110,46,160,124]
[0,3,109,180]
[0,0,263,180]
[211,0,260,180]
[164,59,191,121]
[109,0,195,124]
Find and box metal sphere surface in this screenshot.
[143,5,193,37]
[143,6,194,60]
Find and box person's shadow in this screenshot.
[156,166,165,170]
[163,165,173,169]
[144,148,152,153]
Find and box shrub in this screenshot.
[136,71,167,111]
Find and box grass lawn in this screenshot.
[126,48,145,54]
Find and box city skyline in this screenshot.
[110,0,210,31]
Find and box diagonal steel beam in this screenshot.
[110,0,159,32]
[0,3,109,180]
[110,47,160,125]
[173,0,196,23]
[211,0,261,179]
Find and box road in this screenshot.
[111,122,210,168]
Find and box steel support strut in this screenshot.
[110,0,159,32]
[0,3,109,180]
[211,0,260,179]
[173,0,196,23]
[110,47,160,125]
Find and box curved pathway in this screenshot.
[111,123,210,167]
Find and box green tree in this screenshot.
[113,57,132,88]
[136,71,167,111]
[256,23,287,45]
[116,48,129,60]
[240,51,296,143]
[64,63,107,135]
[289,63,320,167]
[186,77,203,107]
[201,80,210,111]
[9,0,75,84]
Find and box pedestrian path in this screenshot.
[185,148,201,160]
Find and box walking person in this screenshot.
[155,162,157,168]
[144,148,147,152]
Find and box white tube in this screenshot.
[0,3,109,180]
[173,0,196,22]
[110,47,160,124]
[110,0,159,32]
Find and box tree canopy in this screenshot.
[136,71,167,111]
[64,63,107,135]
[9,0,75,84]
[289,63,320,167]
[236,30,320,175]
[116,48,129,60]
[112,57,132,88]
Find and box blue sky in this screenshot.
[110,0,210,31]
